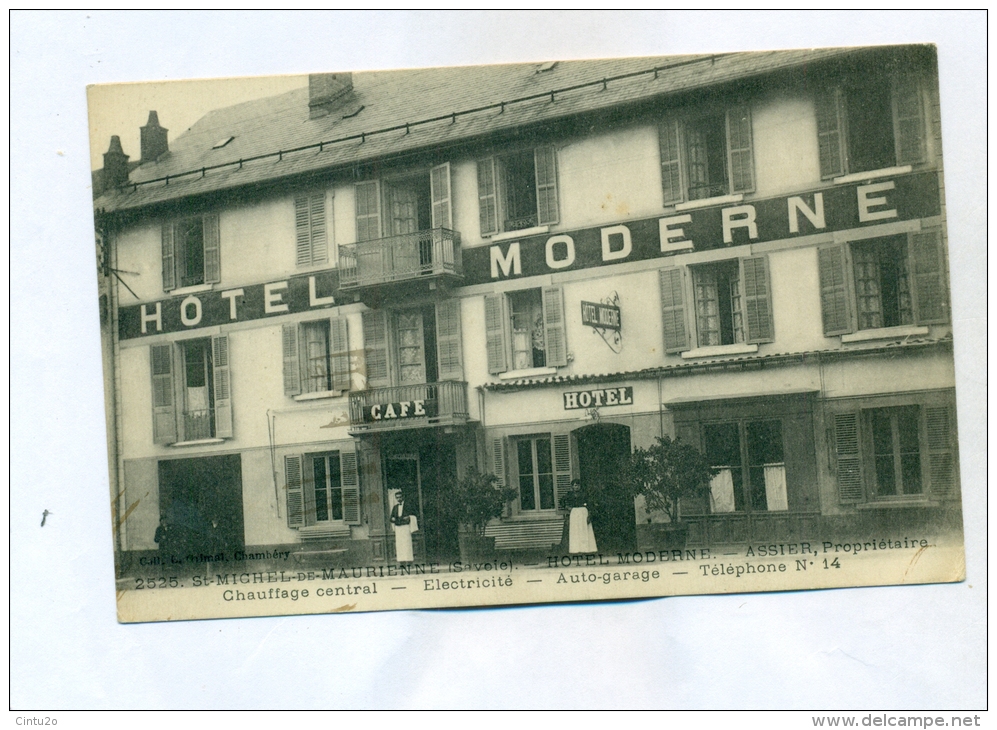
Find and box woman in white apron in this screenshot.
[389,490,418,563]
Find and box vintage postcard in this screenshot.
[90,45,965,623]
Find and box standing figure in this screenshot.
[389,490,419,563]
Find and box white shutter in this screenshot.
[161,224,176,292]
[435,299,463,381]
[341,450,361,525]
[552,433,573,512]
[430,163,452,230]
[534,146,559,225]
[285,455,304,528]
[282,324,301,396]
[150,344,177,444]
[202,214,221,284]
[477,158,499,236]
[484,294,508,374]
[355,180,381,242]
[329,316,351,392]
[541,286,567,367]
[211,335,232,438]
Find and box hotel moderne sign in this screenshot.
[119,172,939,340]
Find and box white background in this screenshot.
[10,11,987,709]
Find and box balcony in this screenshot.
[338,228,462,302]
[348,381,470,434]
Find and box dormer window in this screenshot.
[211,136,235,149]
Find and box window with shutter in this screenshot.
[908,229,948,324]
[541,286,567,367]
[484,294,508,374]
[815,74,927,177]
[491,437,507,489]
[282,324,301,396]
[430,163,452,230]
[833,412,864,502]
[476,148,559,235]
[329,316,351,392]
[294,192,329,267]
[355,180,381,242]
[924,406,956,499]
[552,433,573,514]
[211,335,233,438]
[818,244,853,336]
[658,106,754,205]
[340,450,361,524]
[161,214,221,291]
[741,256,774,344]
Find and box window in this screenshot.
[294,191,330,267]
[659,106,754,205]
[284,450,361,528]
[703,419,787,513]
[150,336,232,444]
[282,317,350,396]
[517,435,554,511]
[361,299,463,389]
[354,163,452,243]
[818,230,948,336]
[832,399,957,504]
[815,74,926,178]
[162,214,220,292]
[477,146,558,235]
[484,286,566,374]
[504,432,573,514]
[658,256,773,354]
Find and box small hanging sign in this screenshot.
[582,292,622,353]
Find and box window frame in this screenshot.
[477,146,559,237]
[162,214,221,292]
[818,229,949,337]
[814,74,928,180]
[659,104,755,206]
[354,163,453,243]
[282,316,351,398]
[284,449,361,528]
[484,286,567,376]
[149,334,232,444]
[699,417,788,514]
[658,255,774,355]
[830,394,958,505]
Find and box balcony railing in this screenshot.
[348,381,469,433]
[182,408,214,441]
[338,228,462,291]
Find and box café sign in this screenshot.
[362,399,438,423]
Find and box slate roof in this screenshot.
[94,47,871,214]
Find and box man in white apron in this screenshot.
[389,490,418,563]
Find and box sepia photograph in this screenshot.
[90,45,965,622]
[12,10,985,711]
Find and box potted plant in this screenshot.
[444,470,517,562]
[626,436,718,549]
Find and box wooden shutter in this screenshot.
[726,105,754,193]
[361,309,390,388]
[484,294,508,374]
[908,229,948,324]
[435,298,464,381]
[893,76,926,166]
[202,214,221,284]
[924,405,957,499]
[491,436,506,488]
[340,449,361,524]
[430,163,452,230]
[150,344,177,444]
[659,119,683,205]
[211,335,233,438]
[281,324,301,396]
[817,244,854,336]
[833,412,864,502]
[534,146,559,226]
[284,455,305,528]
[659,267,690,353]
[552,433,573,513]
[161,224,176,292]
[329,316,351,392]
[477,158,499,236]
[541,286,567,367]
[741,256,774,344]
[295,193,328,266]
[355,180,381,242]
[815,90,846,179]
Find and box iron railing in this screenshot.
[688,182,729,201]
[349,380,469,432]
[338,228,462,290]
[182,408,214,440]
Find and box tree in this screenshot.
[627,436,718,523]
[443,470,518,537]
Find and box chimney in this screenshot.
[140,110,169,163]
[102,135,130,189]
[308,73,354,119]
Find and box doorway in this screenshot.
[574,423,635,552]
[157,454,244,560]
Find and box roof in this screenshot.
[482,337,952,392]
[94,47,878,214]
